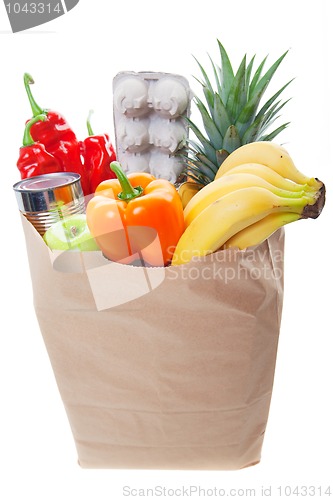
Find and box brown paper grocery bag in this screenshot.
[21,214,284,470]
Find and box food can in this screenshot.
[13,172,85,236]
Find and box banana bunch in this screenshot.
[172,142,325,266]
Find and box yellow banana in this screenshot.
[178,181,202,209]
[221,163,308,192]
[215,141,320,188]
[171,186,321,266]
[223,212,300,250]
[184,172,307,227]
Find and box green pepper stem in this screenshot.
[23,114,46,146]
[24,73,46,117]
[110,161,143,202]
[86,109,94,136]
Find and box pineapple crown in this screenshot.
[182,40,293,185]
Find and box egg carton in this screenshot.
[112,71,192,184]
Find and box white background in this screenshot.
[0,0,332,499]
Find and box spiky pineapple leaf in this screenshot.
[253,50,288,98]
[193,56,214,95]
[184,117,218,164]
[242,101,281,144]
[182,160,213,185]
[213,93,231,138]
[258,104,282,135]
[217,40,234,103]
[186,172,210,186]
[259,122,290,141]
[194,97,224,150]
[196,153,220,173]
[226,54,247,123]
[184,158,216,181]
[242,97,290,144]
[241,113,268,144]
[260,99,290,131]
[202,87,215,115]
[187,139,205,155]
[258,100,291,138]
[182,143,220,183]
[256,79,294,119]
[249,55,268,97]
[222,125,241,153]
[245,54,256,97]
[184,165,210,184]
[235,51,289,137]
[208,54,223,96]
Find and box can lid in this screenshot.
[13,172,81,193]
[13,172,84,213]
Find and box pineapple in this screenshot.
[183,40,293,186]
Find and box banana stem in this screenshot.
[301,182,326,219]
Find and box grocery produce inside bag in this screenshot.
[13,40,326,268]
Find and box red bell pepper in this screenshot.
[81,110,117,193]
[17,114,63,179]
[23,73,90,196]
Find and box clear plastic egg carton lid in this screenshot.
[113,71,192,184]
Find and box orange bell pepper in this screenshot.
[86,161,185,266]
